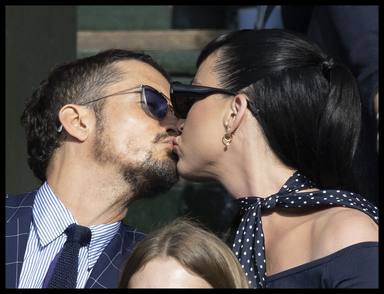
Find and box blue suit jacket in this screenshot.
[5,190,146,288]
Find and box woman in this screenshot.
[170,29,378,288]
[119,218,249,288]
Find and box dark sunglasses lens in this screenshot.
[175,97,195,119]
[172,92,201,119]
[144,87,168,119]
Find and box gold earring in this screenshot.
[222,132,233,150]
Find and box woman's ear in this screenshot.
[223,94,248,133]
[58,104,93,142]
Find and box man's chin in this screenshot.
[123,155,179,199]
[160,148,179,162]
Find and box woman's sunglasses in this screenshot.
[170,81,236,119]
[79,84,173,120]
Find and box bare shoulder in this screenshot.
[311,207,378,258]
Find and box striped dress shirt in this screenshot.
[18,181,120,288]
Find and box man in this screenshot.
[6,49,179,288]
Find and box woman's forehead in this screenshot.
[194,53,221,87]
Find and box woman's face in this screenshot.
[174,52,230,181]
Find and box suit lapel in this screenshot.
[85,223,145,288]
[5,191,145,289]
[5,191,36,288]
[85,223,125,288]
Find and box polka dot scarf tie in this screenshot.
[232,171,379,288]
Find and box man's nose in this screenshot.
[165,118,184,136]
[163,112,184,136]
[177,119,185,133]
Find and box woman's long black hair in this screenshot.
[197,29,361,192]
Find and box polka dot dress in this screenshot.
[232,171,379,288]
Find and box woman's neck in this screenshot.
[215,124,297,199]
[219,160,296,199]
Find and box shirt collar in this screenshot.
[33,181,121,270]
[88,222,121,269]
[33,181,76,247]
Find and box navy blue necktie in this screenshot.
[43,223,92,288]
[233,171,379,288]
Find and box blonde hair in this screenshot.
[119,217,249,288]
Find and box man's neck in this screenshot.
[46,162,133,226]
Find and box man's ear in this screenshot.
[58,104,94,141]
[223,94,248,133]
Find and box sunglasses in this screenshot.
[57,85,173,133]
[80,84,173,120]
[170,81,236,119]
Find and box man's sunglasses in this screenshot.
[170,81,236,119]
[80,84,173,119]
[57,85,173,133]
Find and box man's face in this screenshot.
[92,60,179,199]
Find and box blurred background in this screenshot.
[6,5,378,236]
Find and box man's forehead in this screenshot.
[114,59,166,82]
[111,59,170,93]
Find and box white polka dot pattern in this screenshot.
[232,171,379,288]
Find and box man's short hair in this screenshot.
[21,49,170,182]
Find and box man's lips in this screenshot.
[170,136,180,155]
[158,136,180,158]
[161,137,175,145]
[160,137,179,151]
[170,136,179,146]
